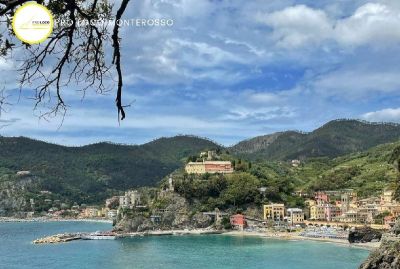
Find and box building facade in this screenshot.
[287,208,304,224]
[263,204,285,221]
[310,205,325,220]
[185,161,233,174]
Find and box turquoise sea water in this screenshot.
[0,221,369,269]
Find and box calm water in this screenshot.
[0,222,369,269]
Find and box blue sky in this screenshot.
[1,0,400,146]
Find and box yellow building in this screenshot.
[263,204,285,221]
[305,199,316,207]
[381,190,394,205]
[185,162,206,174]
[185,161,233,174]
[309,205,325,220]
[82,207,99,218]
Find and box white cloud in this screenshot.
[335,3,400,47]
[258,2,400,49]
[361,108,400,122]
[259,5,332,48]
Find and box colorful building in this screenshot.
[230,214,246,230]
[315,192,329,205]
[263,204,285,221]
[310,205,325,220]
[185,161,233,174]
[287,208,304,224]
[323,204,341,221]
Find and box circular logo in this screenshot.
[12,2,54,45]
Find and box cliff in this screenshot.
[359,239,400,269]
[113,192,213,232]
[0,175,33,216]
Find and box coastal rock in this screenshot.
[191,212,212,228]
[349,226,382,243]
[114,215,154,232]
[359,240,400,269]
[0,177,33,216]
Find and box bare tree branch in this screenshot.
[0,0,132,122]
[112,0,130,121]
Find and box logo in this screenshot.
[12,2,54,44]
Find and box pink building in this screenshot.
[324,204,341,221]
[315,192,329,205]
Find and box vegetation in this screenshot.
[0,135,219,205]
[231,119,400,161]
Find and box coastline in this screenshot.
[4,218,378,251]
[0,217,113,224]
[222,230,380,250]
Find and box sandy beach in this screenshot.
[222,230,380,250]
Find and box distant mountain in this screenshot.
[0,135,219,205]
[230,119,400,160]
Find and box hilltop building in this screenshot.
[119,190,141,209]
[185,161,233,174]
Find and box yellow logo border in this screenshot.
[12,2,54,45]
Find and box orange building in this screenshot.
[230,214,246,230]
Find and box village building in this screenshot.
[315,192,329,205]
[230,214,246,230]
[263,204,285,221]
[309,205,325,220]
[185,161,233,174]
[323,204,341,221]
[286,208,304,225]
[119,190,141,209]
[107,209,118,219]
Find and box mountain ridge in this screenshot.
[230,119,400,160]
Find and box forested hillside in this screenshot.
[230,119,400,160]
[0,135,220,205]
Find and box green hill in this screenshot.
[230,119,400,161]
[0,135,220,205]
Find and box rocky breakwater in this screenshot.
[33,233,81,244]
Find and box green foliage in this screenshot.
[0,135,218,205]
[231,119,400,161]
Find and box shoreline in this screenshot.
[0,217,113,224]
[6,218,378,250]
[222,230,380,250]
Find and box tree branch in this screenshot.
[112,0,130,121]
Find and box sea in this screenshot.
[0,221,369,269]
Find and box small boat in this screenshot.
[81,231,116,240]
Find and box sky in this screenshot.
[1,0,400,146]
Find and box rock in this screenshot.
[359,240,400,269]
[191,212,212,228]
[349,226,383,243]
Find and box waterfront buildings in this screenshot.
[263,204,285,221]
[310,205,325,220]
[230,214,246,230]
[286,208,304,225]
